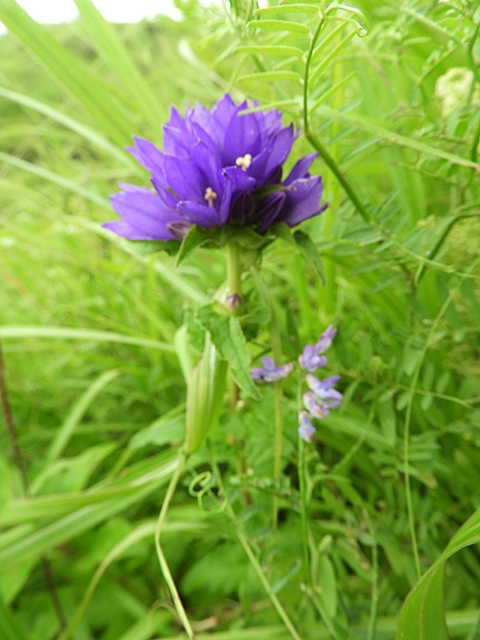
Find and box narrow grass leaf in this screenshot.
[256,4,319,14]
[0,454,177,571]
[247,19,311,34]
[47,370,122,462]
[0,326,175,352]
[0,151,110,207]
[0,86,135,168]
[73,0,162,134]
[0,0,136,145]
[314,106,480,171]
[234,45,304,57]
[238,71,302,84]
[0,594,29,640]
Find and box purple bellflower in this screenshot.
[251,356,294,383]
[298,324,338,372]
[104,94,328,241]
[298,411,316,443]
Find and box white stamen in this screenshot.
[204,186,217,207]
[235,153,252,171]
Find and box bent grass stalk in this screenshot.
[154,448,196,639]
[207,441,302,640]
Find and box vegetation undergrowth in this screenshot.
[0,1,479,639]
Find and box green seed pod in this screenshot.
[185,334,227,454]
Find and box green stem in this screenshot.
[226,240,242,303]
[207,442,302,640]
[154,449,196,640]
[298,435,311,588]
[272,380,283,529]
[302,14,371,224]
[270,298,284,529]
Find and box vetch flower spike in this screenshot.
[298,344,328,372]
[304,373,342,417]
[251,356,294,383]
[298,325,338,371]
[104,94,328,241]
[298,411,316,443]
[315,325,338,354]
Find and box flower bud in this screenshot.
[185,335,227,454]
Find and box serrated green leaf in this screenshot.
[196,305,261,400]
[175,225,214,266]
[247,19,311,34]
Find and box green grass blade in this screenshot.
[47,369,122,462]
[0,0,136,146]
[238,70,302,84]
[0,326,176,352]
[397,506,480,640]
[314,105,480,171]
[233,45,304,57]
[0,594,29,640]
[73,0,163,134]
[0,151,110,207]
[0,85,135,168]
[247,19,311,34]
[0,454,177,572]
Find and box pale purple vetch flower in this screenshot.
[297,344,327,372]
[315,325,337,354]
[303,373,342,417]
[298,411,316,443]
[104,94,328,241]
[251,356,294,382]
[298,325,338,372]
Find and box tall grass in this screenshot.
[0,1,479,639]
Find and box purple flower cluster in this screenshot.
[251,356,294,382]
[104,94,328,241]
[297,326,342,443]
[298,325,337,371]
[249,325,342,444]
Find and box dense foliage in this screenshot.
[0,1,479,639]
